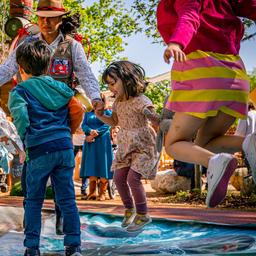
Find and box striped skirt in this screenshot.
[166,50,250,119]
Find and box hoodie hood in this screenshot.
[19,76,74,110]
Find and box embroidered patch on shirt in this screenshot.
[50,58,70,75]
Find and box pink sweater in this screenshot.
[157,0,256,55]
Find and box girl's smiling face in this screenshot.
[106,75,125,99]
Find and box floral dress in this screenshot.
[112,95,159,179]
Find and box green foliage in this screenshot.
[0,0,10,63]
[248,68,256,92]
[175,190,190,201]
[10,181,54,199]
[131,0,160,43]
[248,193,256,205]
[144,80,170,114]
[62,0,140,64]
[10,181,23,197]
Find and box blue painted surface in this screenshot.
[0,212,255,255]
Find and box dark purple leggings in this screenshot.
[113,167,147,214]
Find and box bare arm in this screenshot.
[143,106,161,126]
[96,111,118,127]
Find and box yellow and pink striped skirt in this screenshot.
[166,50,250,119]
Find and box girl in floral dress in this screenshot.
[96,61,160,232]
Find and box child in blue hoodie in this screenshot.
[8,40,83,256]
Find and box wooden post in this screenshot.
[194,164,201,191]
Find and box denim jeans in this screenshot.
[24,149,81,249]
[21,162,62,224]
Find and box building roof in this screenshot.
[148,72,170,83]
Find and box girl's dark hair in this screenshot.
[102,61,148,99]
[59,13,81,35]
[16,40,51,76]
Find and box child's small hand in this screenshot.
[19,150,26,164]
[92,99,104,116]
[143,107,161,127]
[164,43,186,63]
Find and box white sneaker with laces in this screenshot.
[242,133,256,183]
[206,153,237,208]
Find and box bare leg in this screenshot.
[164,112,213,167]
[195,112,244,153]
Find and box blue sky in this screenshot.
[84,0,256,79]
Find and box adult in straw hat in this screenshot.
[35,0,70,17]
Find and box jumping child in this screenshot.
[96,61,160,232]
[157,0,256,207]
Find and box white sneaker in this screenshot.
[242,133,256,183]
[206,153,237,208]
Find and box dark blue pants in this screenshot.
[24,149,81,248]
[21,163,62,219]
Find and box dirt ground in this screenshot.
[74,180,256,211]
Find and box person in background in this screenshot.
[235,101,256,177]
[110,126,120,157]
[0,108,26,192]
[72,127,88,196]
[8,40,83,256]
[80,95,113,201]
[235,101,256,137]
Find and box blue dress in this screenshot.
[80,110,113,179]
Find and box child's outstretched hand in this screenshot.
[143,107,161,127]
[92,99,104,116]
[18,150,26,164]
[164,43,186,63]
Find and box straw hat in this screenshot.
[35,0,70,17]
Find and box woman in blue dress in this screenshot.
[80,106,113,201]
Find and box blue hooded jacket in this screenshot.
[8,76,74,148]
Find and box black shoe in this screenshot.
[65,246,82,256]
[24,248,40,256]
[56,216,64,235]
[81,188,87,196]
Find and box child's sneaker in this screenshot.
[65,246,82,256]
[24,248,40,256]
[206,153,237,208]
[126,214,152,232]
[242,133,256,183]
[121,208,136,228]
